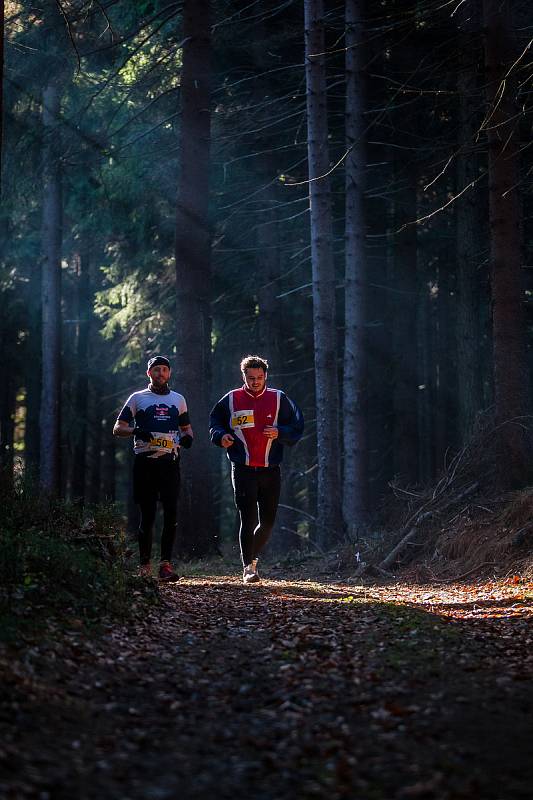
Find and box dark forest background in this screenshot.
[0,0,532,561]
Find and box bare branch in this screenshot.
[55,0,82,74]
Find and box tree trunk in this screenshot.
[304,0,342,547]
[0,0,4,194]
[0,368,15,485]
[456,27,483,443]
[416,245,433,484]
[39,83,62,494]
[256,211,280,355]
[71,252,91,501]
[343,0,368,533]
[0,300,16,485]
[24,263,42,479]
[391,169,418,484]
[174,0,216,558]
[87,395,102,506]
[483,0,531,485]
[434,252,455,474]
[101,414,116,503]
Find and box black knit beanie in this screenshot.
[147,356,170,371]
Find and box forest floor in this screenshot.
[1,570,532,800]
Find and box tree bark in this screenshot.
[39,83,62,494]
[101,411,116,503]
[343,0,368,533]
[256,206,281,358]
[391,169,418,484]
[24,264,42,478]
[174,0,216,558]
[434,252,456,473]
[416,241,433,484]
[0,0,4,194]
[71,252,91,501]
[0,340,15,486]
[483,0,531,485]
[87,389,102,505]
[304,0,342,546]
[456,25,483,443]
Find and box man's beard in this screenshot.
[149,381,170,395]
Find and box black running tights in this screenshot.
[133,456,180,564]
[231,464,281,566]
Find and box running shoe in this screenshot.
[139,563,152,578]
[158,561,180,582]
[243,563,260,584]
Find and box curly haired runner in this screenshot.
[209,355,304,584]
[113,356,193,582]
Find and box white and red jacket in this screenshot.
[209,385,304,467]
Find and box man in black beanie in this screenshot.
[113,356,193,581]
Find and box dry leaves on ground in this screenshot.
[1,575,532,799]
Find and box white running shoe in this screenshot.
[243,562,260,584]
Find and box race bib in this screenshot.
[149,434,175,450]
[231,410,254,429]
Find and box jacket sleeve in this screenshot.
[209,394,231,446]
[276,393,304,446]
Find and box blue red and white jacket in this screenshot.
[209,385,304,467]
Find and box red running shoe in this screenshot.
[158,561,180,583]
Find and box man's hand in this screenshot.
[133,427,153,443]
[221,433,235,448]
[263,426,279,440]
[179,434,193,449]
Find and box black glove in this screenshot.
[179,434,193,449]
[133,427,152,443]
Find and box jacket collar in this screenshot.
[242,384,267,399]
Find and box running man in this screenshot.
[209,355,304,584]
[113,356,193,581]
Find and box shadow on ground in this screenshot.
[1,575,532,799]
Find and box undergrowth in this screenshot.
[0,474,159,642]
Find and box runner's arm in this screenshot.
[209,396,232,446]
[179,423,193,448]
[113,395,142,438]
[276,394,304,446]
[178,402,193,448]
[113,419,134,438]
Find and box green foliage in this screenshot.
[0,474,156,642]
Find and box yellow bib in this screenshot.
[231,410,255,429]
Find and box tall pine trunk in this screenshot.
[304,0,342,546]
[174,0,216,557]
[24,264,41,478]
[0,0,4,193]
[71,252,90,501]
[416,237,433,484]
[343,0,368,533]
[256,207,281,359]
[39,84,62,493]
[391,168,418,484]
[456,24,483,442]
[87,382,102,505]
[483,0,531,485]
[0,311,16,485]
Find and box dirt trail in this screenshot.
[1,576,532,799]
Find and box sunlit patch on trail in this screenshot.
[160,575,533,621]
